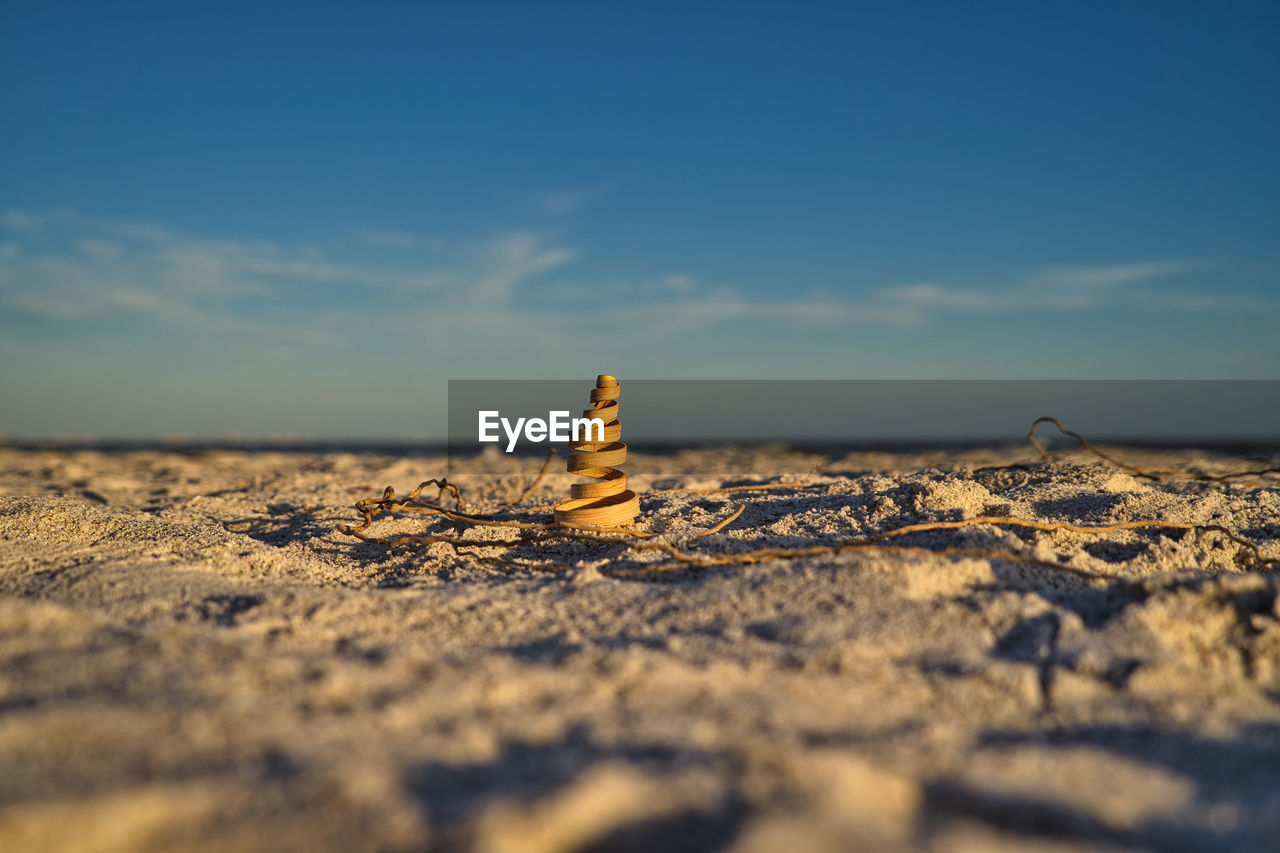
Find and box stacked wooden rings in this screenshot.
[553,374,640,527]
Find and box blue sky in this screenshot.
[1,1,1277,438]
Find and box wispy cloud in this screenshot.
[105,220,174,243]
[0,211,530,298]
[881,283,995,312]
[579,258,1217,332]
[0,211,585,356]
[1025,259,1204,291]
[350,228,442,250]
[74,238,125,263]
[466,231,576,306]
[0,209,1254,358]
[1,210,44,232]
[534,185,603,216]
[868,259,1212,318]
[1,209,1273,437]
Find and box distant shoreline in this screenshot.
[4,437,1280,455]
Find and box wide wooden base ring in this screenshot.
[553,491,641,527]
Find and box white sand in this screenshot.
[2,443,1279,852]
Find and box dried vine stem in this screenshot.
[694,505,744,537]
[519,474,827,511]
[338,496,656,539]
[606,543,1094,579]
[866,515,1264,561]
[648,463,827,497]
[335,521,1089,577]
[546,515,1269,575]
[496,449,558,509]
[375,478,467,511]
[1028,416,1280,486]
[649,479,827,497]
[337,497,1273,579]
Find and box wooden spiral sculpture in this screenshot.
[553,374,640,527]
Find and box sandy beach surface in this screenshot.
[2,442,1279,852]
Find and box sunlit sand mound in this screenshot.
[1,442,1279,852]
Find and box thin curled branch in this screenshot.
[379,479,467,511]
[338,498,656,539]
[866,515,1263,561]
[335,520,1087,577]
[605,543,1093,579]
[1028,416,1280,486]
[339,523,1104,579]
[541,515,1269,577]
[338,497,1274,579]
[497,448,558,509]
[522,478,826,510]
[649,463,826,497]
[695,504,744,537]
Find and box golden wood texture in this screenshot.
[553,374,640,527]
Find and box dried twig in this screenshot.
[650,479,827,496]
[339,499,656,539]
[496,449,558,509]
[694,504,744,537]
[1028,416,1280,486]
[605,543,1093,579]
[866,515,1263,561]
